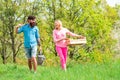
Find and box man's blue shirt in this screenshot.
[18,24,40,48]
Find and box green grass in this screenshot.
[0,60,120,80]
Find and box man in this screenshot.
[16,15,41,73]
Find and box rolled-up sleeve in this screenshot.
[18,26,23,33]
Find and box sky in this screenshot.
[106,0,120,7]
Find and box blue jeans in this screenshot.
[25,46,37,59]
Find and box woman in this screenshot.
[53,20,85,71]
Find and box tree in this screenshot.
[0,0,118,64]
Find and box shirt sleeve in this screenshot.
[66,28,79,37]
[18,26,24,33]
[35,27,40,39]
[53,30,58,43]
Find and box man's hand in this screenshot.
[38,46,42,51]
[16,24,23,28]
[15,24,22,33]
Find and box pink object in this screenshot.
[53,27,80,70]
[53,28,79,47]
[55,46,67,70]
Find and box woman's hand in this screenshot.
[57,38,69,42]
[63,38,69,40]
[65,38,70,45]
[79,35,86,39]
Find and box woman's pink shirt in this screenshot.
[53,28,78,47]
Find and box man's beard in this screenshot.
[30,22,36,27]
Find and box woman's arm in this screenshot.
[66,29,85,39]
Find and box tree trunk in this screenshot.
[1,45,7,64]
[10,32,16,63]
[2,55,6,64]
[52,1,56,20]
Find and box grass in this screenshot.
[0,60,120,80]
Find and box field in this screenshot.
[0,59,120,80]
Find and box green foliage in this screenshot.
[0,0,119,64]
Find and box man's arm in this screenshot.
[37,38,42,51]
[35,27,42,51]
[37,38,41,46]
[15,24,23,33]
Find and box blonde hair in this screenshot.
[54,20,62,27]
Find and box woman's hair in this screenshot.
[54,20,62,27]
